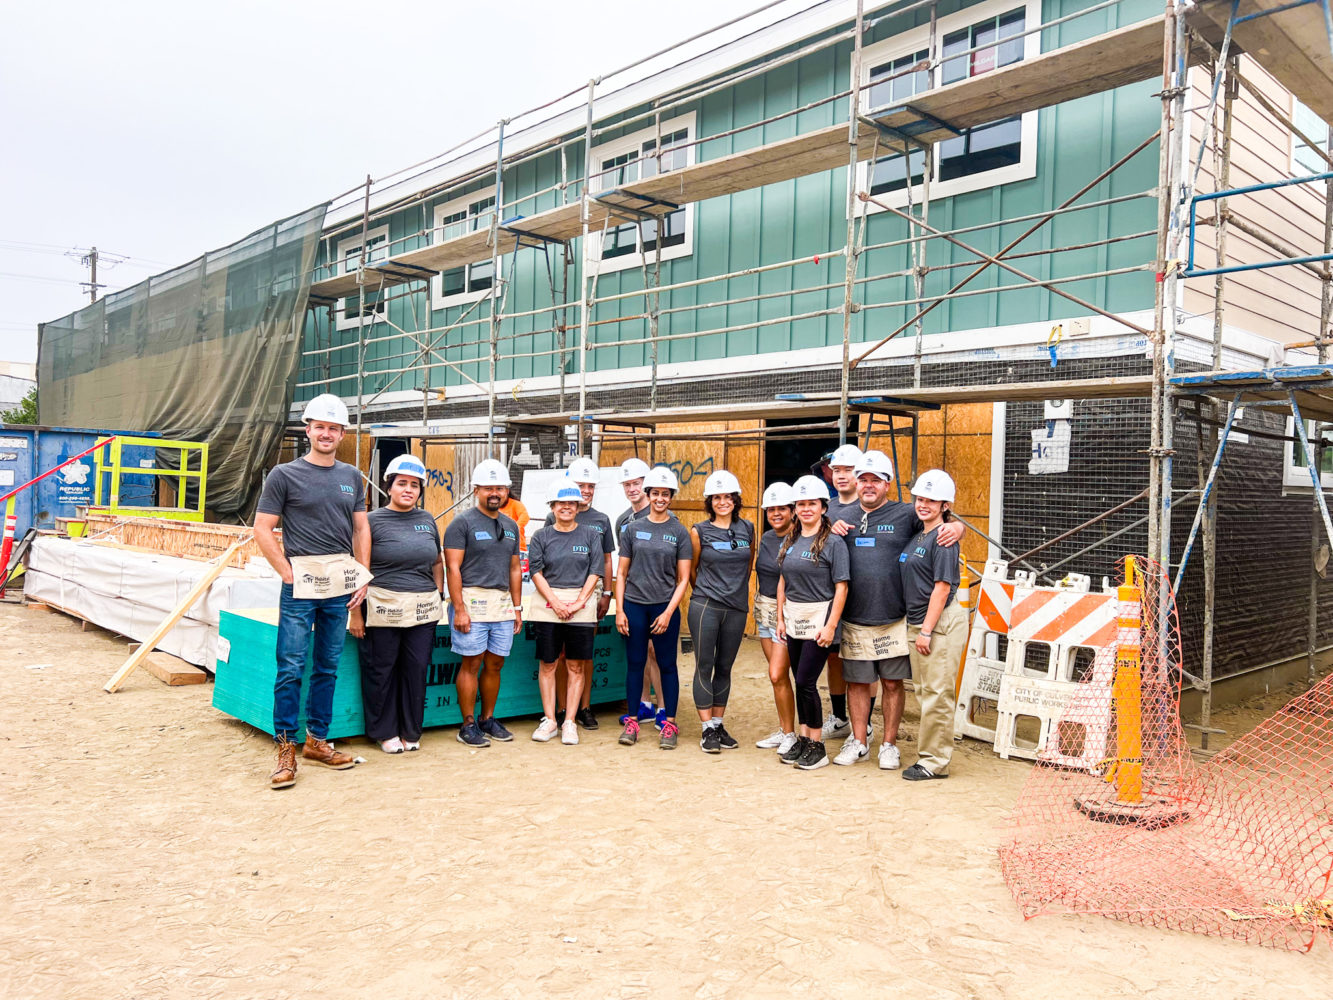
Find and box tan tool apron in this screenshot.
[289,553,373,599]
[841,619,909,660]
[753,593,779,631]
[524,587,598,624]
[365,586,443,628]
[460,586,515,623]
[782,599,831,640]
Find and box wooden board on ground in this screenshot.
[128,646,208,686]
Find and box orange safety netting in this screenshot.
[1000,557,1333,951]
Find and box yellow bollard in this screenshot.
[1104,556,1143,803]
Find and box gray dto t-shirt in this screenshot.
[256,458,366,558]
[367,507,440,593]
[544,508,615,554]
[619,515,691,605]
[842,501,921,625]
[443,505,520,590]
[528,522,603,589]
[615,504,650,537]
[754,529,786,600]
[900,527,960,625]
[692,518,754,612]
[778,530,850,604]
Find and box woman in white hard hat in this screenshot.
[775,475,850,771]
[527,481,604,746]
[547,457,616,731]
[615,456,665,728]
[688,469,755,753]
[349,454,442,754]
[753,482,799,756]
[899,470,965,781]
[614,465,692,750]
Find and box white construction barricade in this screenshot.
[955,560,1122,773]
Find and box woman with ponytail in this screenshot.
[774,475,849,771]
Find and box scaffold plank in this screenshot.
[307,15,1173,305]
[1189,0,1333,123]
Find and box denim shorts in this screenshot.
[448,607,516,657]
[756,622,784,642]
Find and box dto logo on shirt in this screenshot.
[663,534,677,544]
[413,524,433,532]
[913,545,928,557]
[572,544,590,554]
[876,523,895,533]
[340,484,355,495]
[799,550,818,562]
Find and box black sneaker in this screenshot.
[575,707,599,730]
[780,735,808,765]
[555,708,566,725]
[456,721,490,747]
[700,727,722,754]
[478,717,513,742]
[715,723,739,750]
[796,739,829,770]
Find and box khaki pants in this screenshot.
[907,601,967,776]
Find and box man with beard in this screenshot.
[444,459,524,748]
[830,450,963,769]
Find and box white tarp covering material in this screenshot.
[25,537,281,667]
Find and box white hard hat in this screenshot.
[828,444,863,468]
[566,457,599,484]
[302,393,350,427]
[703,470,742,497]
[384,454,427,483]
[643,466,679,492]
[791,475,831,502]
[548,481,583,505]
[471,459,512,487]
[911,469,956,503]
[761,482,795,508]
[853,449,894,482]
[619,457,651,482]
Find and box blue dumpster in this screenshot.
[0,425,160,538]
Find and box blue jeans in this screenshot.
[274,583,349,742]
[623,600,680,717]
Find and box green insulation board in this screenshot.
[212,607,629,740]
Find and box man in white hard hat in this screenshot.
[819,442,863,740]
[255,393,371,789]
[830,450,963,771]
[544,457,615,730]
[615,456,664,727]
[443,458,524,748]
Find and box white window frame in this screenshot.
[853,0,1041,215]
[334,225,390,331]
[1282,417,1333,490]
[430,191,500,310]
[587,112,696,274]
[1291,96,1330,177]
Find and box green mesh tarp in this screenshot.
[37,204,328,516]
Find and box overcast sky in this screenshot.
[0,0,809,367]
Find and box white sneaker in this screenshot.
[401,739,420,752]
[532,717,559,742]
[379,737,404,754]
[878,742,901,770]
[833,738,869,765]
[822,716,851,740]
[775,732,799,755]
[561,720,579,745]
[867,721,874,745]
[756,729,786,749]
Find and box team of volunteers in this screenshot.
[258,396,968,787]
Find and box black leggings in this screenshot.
[359,622,434,742]
[787,636,832,730]
[687,598,747,710]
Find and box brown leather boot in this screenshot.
[270,738,298,790]
[302,736,355,770]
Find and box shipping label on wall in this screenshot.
[1029,420,1071,475]
[0,437,28,449]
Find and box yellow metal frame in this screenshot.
[91,435,209,522]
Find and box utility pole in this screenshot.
[80,246,103,302]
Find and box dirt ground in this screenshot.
[1,600,1327,1000]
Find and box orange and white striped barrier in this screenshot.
[955,561,1121,773]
